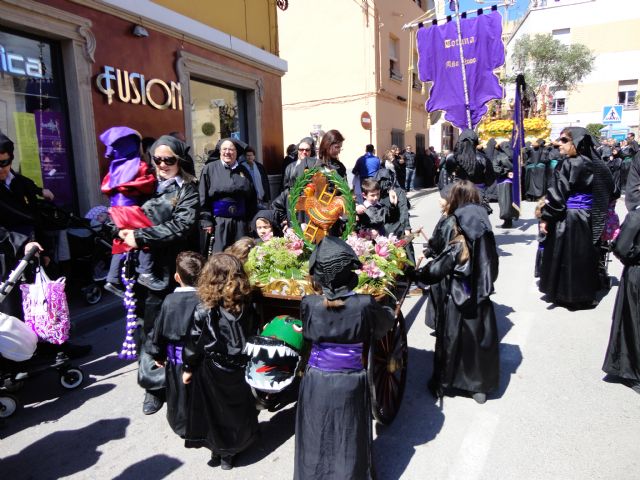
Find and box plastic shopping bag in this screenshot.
[0,312,38,362]
[20,267,70,344]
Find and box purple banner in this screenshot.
[510,75,525,212]
[417,11,504,130]
[35,111,74,210]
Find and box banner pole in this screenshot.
[452,1,472,129]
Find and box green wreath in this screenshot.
[287,167,356,250]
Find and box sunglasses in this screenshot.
[152,156,178,166]
[0,158,11,168]
[558,137,570,144]
[298,148,311,152]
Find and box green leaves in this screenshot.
[510,33,595,95]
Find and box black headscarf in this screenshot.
[484,138,497,162]
[151,135,190,165]
[564,127,614,243]
[252,209,283,238]
[309,236,362,300]
[498,141,514,160]
[454,129,479,177]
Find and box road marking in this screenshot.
[447,411,500,480]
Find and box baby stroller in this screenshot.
[0,246,84,418]
[66,208,113,305]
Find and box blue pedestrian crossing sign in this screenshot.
[602,105,623,124]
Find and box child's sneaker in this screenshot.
[104,282,125,298]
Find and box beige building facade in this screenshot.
[506,0,640,138]
[278,0,436,173]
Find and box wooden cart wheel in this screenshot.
[368,312,408,425]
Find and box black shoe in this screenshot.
[60,342,92,359]
[472,392,487,404]
[500,219,513,229]
[137,273,169,292]
[142,392,164,415]
[208,453,221,467]
[221,455,234,470]
[104,282,125,298]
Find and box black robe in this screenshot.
[607,156,623,199]
[539,155,605,307]
[183,304,258,456]
[416,203,500,396]
[423,215,457,330]
[0,227,28,318]
[294,294,394,480]
[147,288,200,437]
[525,146,547,199]
[602,209,640,381]
[493,150,519,221]
[198,160,257,253]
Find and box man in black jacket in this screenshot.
[403,145,417,191]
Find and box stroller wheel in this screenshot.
[0,394,19,418]
[60,367,84,389]
[84,284,103,305]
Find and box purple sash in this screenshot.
[497,178,512,185]
[110,192,138,207]
[167,343,183,365]
[566,193,593,210]
[213,199,246,218]
[474,183,486,190]
[308,342,363,372]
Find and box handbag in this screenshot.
[137,348,166,391]
[20,267,70,344]
[0,312,38,362]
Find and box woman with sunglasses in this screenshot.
[116,134,199,415]
[282,137,318,191]
[199,138,257,253]
[538,127,614,309]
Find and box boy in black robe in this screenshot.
[355,178,399,235]
[147,251,204,434]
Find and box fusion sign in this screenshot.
[95,65,183,111]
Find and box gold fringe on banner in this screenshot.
[405,31,415,133]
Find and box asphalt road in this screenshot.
[2,190,638,480]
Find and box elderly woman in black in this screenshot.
[199,138,256,253]
[538,127,614,309]
[117,135,199,414]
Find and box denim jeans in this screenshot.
[405,167,416,191]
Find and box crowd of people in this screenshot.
[1,122,640,477]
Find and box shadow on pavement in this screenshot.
[239,404,297,466]
[113,454,183,479]
[373,347,445,480]
[0,380,117,438]
[492,302,522,400]
[1,418,129,477]
[403,294,428,332]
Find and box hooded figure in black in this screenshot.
[602,154,640,394]
[524,139,548,200]
[539,127,614,309]
[493,141,519,227]
[482,138,499,203]
[199,137,257,253]
[415,180,500,403]
[294,237,394,480]
[251,209,283,242]
[452,129,496,205]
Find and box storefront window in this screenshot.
[189,78,247,176]
[0,29,75,210]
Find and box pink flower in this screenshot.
[375,243,389,258]
[362,260,384,279]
